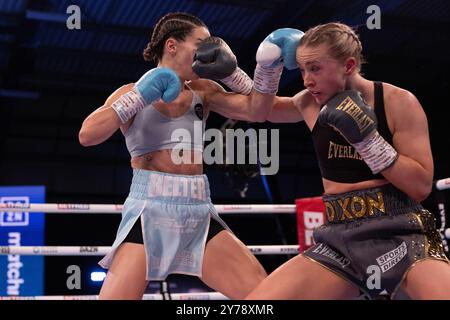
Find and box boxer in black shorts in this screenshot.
[245,22,450,300]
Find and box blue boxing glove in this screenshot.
[254,28,304,94]
[135,67,180,104]
[318,90,398,174]
[112,67,181,123]
[257,28,304,70]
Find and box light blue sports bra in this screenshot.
[124,84,206,157]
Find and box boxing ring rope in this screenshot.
[0,245,299,256]
[0,292,228,300]
[0,203,297,300]
[1,177,449,300]
[0,203,296,214]
[1,178,448,214]
[435,177,450,191]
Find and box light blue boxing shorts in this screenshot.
[99,169,231,281]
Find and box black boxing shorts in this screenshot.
[302,184,449,299]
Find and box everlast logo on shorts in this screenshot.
[324,191,385,223]
[312,243,351,268]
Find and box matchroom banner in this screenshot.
[0,186,45,296]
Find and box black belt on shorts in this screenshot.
[322,184,423,224]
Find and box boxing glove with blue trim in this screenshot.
[112,67,181,123]
[254,28,304,94]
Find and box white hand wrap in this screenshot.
[220,67,253,95]
[353,131,399,174]
[253,41,283,94]
[111,89,146,124]
[253,63,283,94]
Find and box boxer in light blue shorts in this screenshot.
[99,169,230,280]
[80,12,270,299]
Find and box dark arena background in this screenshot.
[0,0,449,300]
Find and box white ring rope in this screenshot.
[0,178,448,214]
[436,178,450,191]
[0,203,296,214]
[0,292,227,300]
[0,245,299,256]
[1,178,449,300]
[1,177,448,214]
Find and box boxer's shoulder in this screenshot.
[382,82,415,103]
[381,82,426,134]
[189,78,225,97]
[383,83,422,114]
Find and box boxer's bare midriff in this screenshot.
[322,178,389,195]
[131,149,203,175]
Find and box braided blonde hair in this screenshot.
[300,22,365,71]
